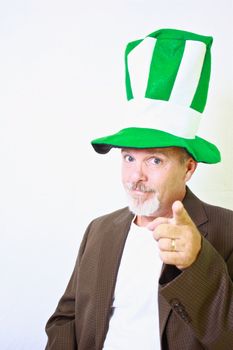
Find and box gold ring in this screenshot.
[171,239,176,251]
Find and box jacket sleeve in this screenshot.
[160,236,233,350]
[45,224,91,350]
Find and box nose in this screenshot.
[131,162,148,182]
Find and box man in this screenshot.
[45,29,233,349]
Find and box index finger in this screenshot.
[147,217,170,231]
[172,201,191,225]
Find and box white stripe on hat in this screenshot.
[127,37,156,98]
[123,98,201,139]
[169,40,206,105]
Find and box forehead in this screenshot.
[121,147,184,157]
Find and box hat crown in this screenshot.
[125,28,213,113]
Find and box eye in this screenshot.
[123,154,135,162]
[150,157,162,165]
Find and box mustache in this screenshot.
[125,182,156,193]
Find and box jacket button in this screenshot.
[170,298,192,324]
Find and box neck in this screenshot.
[135,208,171,227]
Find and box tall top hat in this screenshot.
[91,28,221,164]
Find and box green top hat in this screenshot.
[91,28,221,164]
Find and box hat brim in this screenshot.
[91,127,221,164]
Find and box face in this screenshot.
[121,147,197,222]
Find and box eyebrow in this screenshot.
[121,149,170,157]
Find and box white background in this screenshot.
[0,0,232,349]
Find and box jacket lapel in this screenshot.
[95,208,134,349]
[159,187,209,338]
[183,187,209,231]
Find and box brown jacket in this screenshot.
[45,188,233,349]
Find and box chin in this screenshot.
[127,195,160,217]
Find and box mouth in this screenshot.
[130,191,147,200]
[127,184,156,198]
[130,188,151,196]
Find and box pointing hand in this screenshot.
[147,201,202,270]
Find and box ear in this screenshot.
[184,158,197,182]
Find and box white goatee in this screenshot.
[125,182,160,216]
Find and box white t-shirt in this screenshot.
[103,221,163,349]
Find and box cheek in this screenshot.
[121,165,130,183]
[153,171,177,193]
[121,162,140,183]
[141,173,164,196]
[166,169,186,190]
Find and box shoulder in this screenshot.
[200,202,233,255]
[202,201,233,222]
[83,206,133,239]
[196,195,233,259]
[184,187,233,223]
[185,188,233,254]
[77,207,133,261]
[200,201,233,241]
[76,207,132,261]
[91,207,133,225]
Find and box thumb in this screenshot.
[172,200,190,225]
